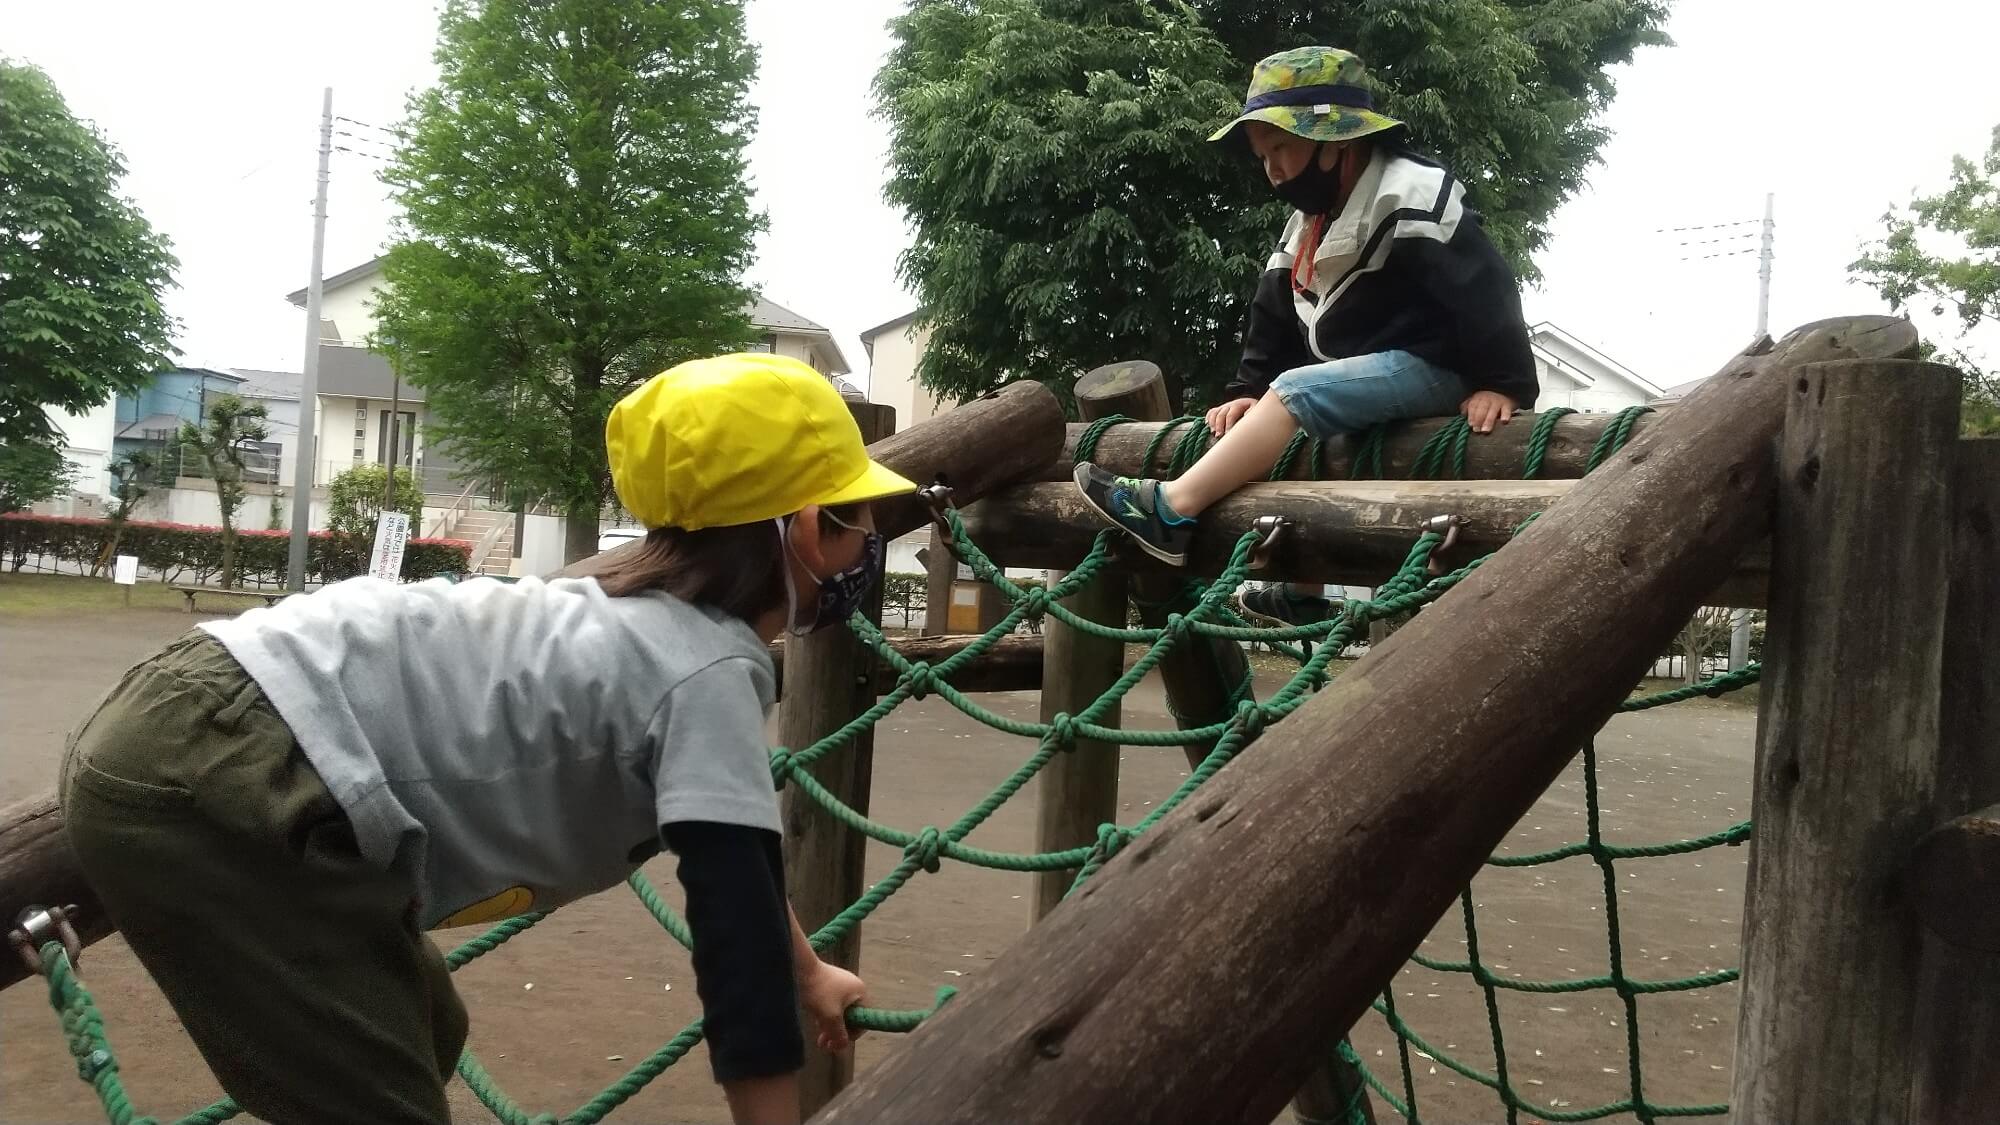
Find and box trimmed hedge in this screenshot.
[0,514,472,587]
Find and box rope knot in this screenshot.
[1234,700,1268,739]
[1047,713,1079,751]
[905,826,945,873]
[903,662,936,701]
[768,749,796,790]
[1019,586,1052,619]
[1163,611,1193,638]
[1094,823,1134,860]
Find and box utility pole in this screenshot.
[286,88,333,593]
[1729,191,1776,670]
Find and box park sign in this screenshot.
[368,512,410,581]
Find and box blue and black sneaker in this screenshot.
[1072,462,1195,565]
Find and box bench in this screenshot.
[169,584,286,614]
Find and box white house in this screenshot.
[36,400,119,517]
[1526,322,1664,412]
[287,259,854,495]
[859,311,947,431]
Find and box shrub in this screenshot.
[0,513,471,586]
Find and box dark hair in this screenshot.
[592,503,864,622]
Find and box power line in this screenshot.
[1654,219,1759,234]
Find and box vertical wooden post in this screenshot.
[1027,364,1147,922]
[1729,359,1960,1122]
[1029,564,1127,920]
[1072,362,1373,1123]
[1911,437,2000,1120]
[781,400,896,1115]
[922,525,952,636]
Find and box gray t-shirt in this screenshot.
[200,575,778,929]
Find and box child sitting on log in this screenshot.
[61,353,911,1125]
[1074,47,1538,625]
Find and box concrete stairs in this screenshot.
[445,509,517,576]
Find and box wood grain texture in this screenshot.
[811,319,1919,1125]
[965,477,1775,608]
[1911,437,2000,1121]
[1049,406,1667,482]
[1028,568,1127,922]
[0,794,107,991]
[1729,359,1960,1124]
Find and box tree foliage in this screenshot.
[177,394,268,588]
[878,0,1667,411]
[93,449,159,573]
[325,463,425,541]
[1851,125,2000,435]
[0,437,74,513]
[374,0,763,561]
[0,61,178,451]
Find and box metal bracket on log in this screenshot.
[9,903,82,978]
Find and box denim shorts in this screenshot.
[1269,350,1467,439]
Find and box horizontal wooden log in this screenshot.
[0,795,107,991]
[1908,803,2000,953]
[768,633,1042,697]
[964,478,1772,608]
[1048,406,1669,483]
[812,315,1919,1125]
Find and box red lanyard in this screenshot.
[1290,213,1329,295]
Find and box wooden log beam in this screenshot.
[0,795,107,991]
[1911,437,2000,1120]
[1028,567,1127,921]
[812,316,1920,1125]
[766,633,1043,698]
[964,477,1774,609]
[1048,406,1669,482]
[1728,359,1961,1123]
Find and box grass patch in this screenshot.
[0,572,189,615]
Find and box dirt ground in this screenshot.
[0,580,1755,1124]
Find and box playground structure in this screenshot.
[5,314,1997,1123]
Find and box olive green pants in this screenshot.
[61,632,468,1125]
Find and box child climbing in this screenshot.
[59,353,916,1125]
[1074,46,1538,624]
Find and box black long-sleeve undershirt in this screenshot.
[662,821,805,1083]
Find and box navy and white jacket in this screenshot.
[1225,144,1538,408]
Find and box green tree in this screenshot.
[177,394,269,588]
[325,463,424,540]
[878,0,1667,411]
[0,437,74,513]
[374,0,763,562]
[0,61,178,455]
[1850,125,2000,436]
[92,449,158,573]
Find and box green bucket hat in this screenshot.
[1209,46,1404,149]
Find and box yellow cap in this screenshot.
[606,352,917,531]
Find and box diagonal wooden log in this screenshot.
[2,381,1067,994]
[812,315,1920,1125]
[1047,406,1669,482]
[963,478,1774,608]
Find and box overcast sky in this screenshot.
[9,0,1998,394]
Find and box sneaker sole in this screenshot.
[1232,591,1293,628]
[1070,463,1188,566]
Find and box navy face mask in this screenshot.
[1272,142,1345,215]
[781,511,882,636]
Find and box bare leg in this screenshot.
[1158,390,1300,517]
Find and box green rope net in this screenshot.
[29,406,1747,1125]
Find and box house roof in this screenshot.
[286,258,386,306]
[1661,376,1708,398]
[1527,322,1664,399]
[860,310,918,343]
[749,296,828,333]
[229,368,304,401]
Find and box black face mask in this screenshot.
[1272,143,1345,215]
